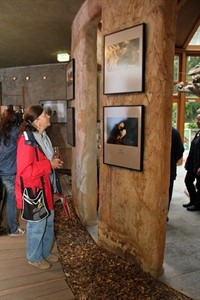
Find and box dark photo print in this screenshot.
[107,117,138,147]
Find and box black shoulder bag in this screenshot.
[20,147,49,222]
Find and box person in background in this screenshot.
[183,114,200,211]
[0,109,25,236]
[0,176,6,232]
[15,105,63,270]
[169,127,184,212]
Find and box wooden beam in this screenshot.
[183,19,200,49]
[177,0,188,12]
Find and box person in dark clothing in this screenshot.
[183,114,200,211]
[0,176,6,232]
[0,109,25,235]
[169,127,184,210]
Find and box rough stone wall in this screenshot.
[99,0,177,277]
[71,0,102,226]
[0,64,71,169]
[71,0,177,277]
[0,64,66,105]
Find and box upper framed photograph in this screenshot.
[104,23,145,94]
[66,58,75,100]
[40,100,67,123]
[103,105,144,171]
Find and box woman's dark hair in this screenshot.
[20,105,43,133]
[0,109,17,146]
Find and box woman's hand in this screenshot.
[50,158,64,169]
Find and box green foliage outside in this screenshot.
[185,56,200,99]
[172,104,177,128]
[173,55,179,81]
[172,102,200,129]
[173,51,200,150]
[172,56,200,129]
[186,56,200,80]
[185,102,200,128]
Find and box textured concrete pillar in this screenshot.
[71,0,177,277]
[71,0,101,226]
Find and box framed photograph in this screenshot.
[104,23,145,94]
[67,107,75,147]
[103,105,144,171]
[66,58,75,100]
[40,100,67,123]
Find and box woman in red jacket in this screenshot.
[16,105,63,270]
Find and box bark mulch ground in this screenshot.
[54,199,193,300]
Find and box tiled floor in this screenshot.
[158,164,200,300]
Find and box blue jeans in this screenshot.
[26,210,54,262]
[1,175,18,234]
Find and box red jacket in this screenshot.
[15,132,54,210]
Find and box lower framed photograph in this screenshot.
[103,105,144,171]
[67,107,75,147]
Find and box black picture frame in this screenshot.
[103,105,144,171]
[66,58,75,100]
[40,100,67,123]
[67,107,75,147]
[104,23,145,94]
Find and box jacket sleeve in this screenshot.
[172,128,184,162]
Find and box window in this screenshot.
[189,26,200,46]
[173,55,180,96]
[185,56,200,98]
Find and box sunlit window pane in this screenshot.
[173,55,179,81]
[185,56,200,98]
[172,103,177,128]
[189,26,200,46]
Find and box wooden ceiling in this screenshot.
[176,0,200,49]
[0,0,199,69]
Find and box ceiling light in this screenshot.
[57,53,70,62]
